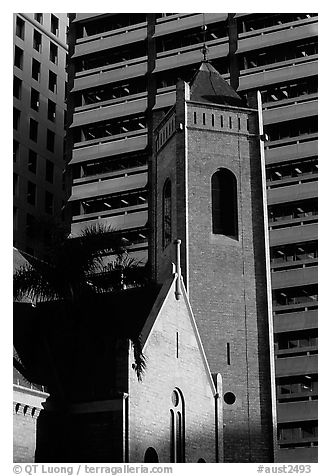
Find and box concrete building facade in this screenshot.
[13,13,68,258]
[66,13,318,462]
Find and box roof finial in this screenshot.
[201,13,208,62]
[174,239,182,300]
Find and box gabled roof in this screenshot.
[190,61,246,107]
[13,247,32,272]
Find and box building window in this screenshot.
[211,169,238,238]
[13,108,20,130]
[48,71,57,93]
[277,375,317,399]
[51,14,59,36]
[49,42,58,64]
[30,88,40,111]
[34,13,43,24]
[13,76,22,99]
[29,118,38,142]
[45,160,54,183]
[144,448,159,463]
[46,129,55,152]
[224,392,236,405]
[45,191,53,214]
[14,46,23,69]
[32,58,41,81]
[16,17,25,40]
[13,140,19,162]
[33,30,42,52]
[272,284,318,307]
[27,181,36,205]
[170,389,185,463]
[28,150,37,174]
[48,99,56,122]
[163,179,172,248]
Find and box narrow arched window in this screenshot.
[170,389,185,462]
[163,179,172,248]
[211,169,238,238]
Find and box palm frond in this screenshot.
[132,338,146,382]
[13,265,59,302]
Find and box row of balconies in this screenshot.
[71,87,317,132]
[71,21,317,91]
[72,14,316,61]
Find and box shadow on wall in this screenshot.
[34,404,217,463]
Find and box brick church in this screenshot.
[13,61,277,463]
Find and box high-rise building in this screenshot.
[13,13,68,258]
[66,13,318,462]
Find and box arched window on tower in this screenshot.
[144,447,159,462]
[211,168,238,238]
[163,179,172,248]
[170,388,185,462]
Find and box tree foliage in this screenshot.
[13,223,148,391]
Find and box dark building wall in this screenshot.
[13,13,68,258]
[35,402,124,463]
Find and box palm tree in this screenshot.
[13,223,148,404]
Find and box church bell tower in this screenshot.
[149,61,277,462]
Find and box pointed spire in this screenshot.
[189,61,246,107]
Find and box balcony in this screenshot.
[277,446,317,463]
[154,40,228,74]
[238,58,317,92]
[69,172,147,202]
[265,139,318,166]
[70,133,148,165]
[272,266,317,289]
[276,354,317,377]
[263,99,317,125]
[268,181,317,205]
[72,97,147,128]
[277,400,318,423]
[73,61,148,92]
[238,18,317,54]
[154,13,227,37]
[274,309,317,334]
[71,210,148,236]
[269,223,317,247]
[74,25,147,57]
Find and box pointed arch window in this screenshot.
[170,389,185,462]
[211,168,238,238]
[163,179,172,248]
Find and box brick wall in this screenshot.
[13,403,39,462]
[151,83,274,462]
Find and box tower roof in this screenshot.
[189,61,246,107]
